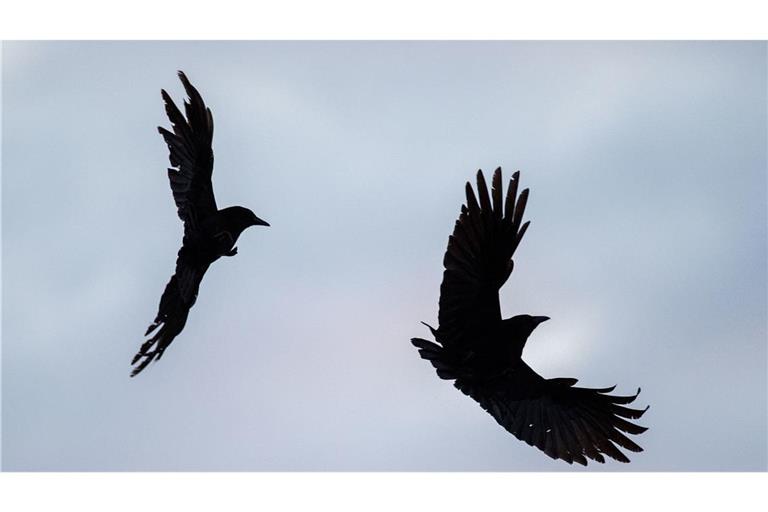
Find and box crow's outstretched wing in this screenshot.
[132,71,215,377]
[454,362,649,465]
[436,168,530,349]
[131,245,209,377]
[158,71,217,234]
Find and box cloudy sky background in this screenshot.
[2,41,766,471]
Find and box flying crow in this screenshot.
[131,71,269,377]
[411,168,648,465]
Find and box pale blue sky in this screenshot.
[2,41,766,470]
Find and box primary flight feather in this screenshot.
[412,168,648,465]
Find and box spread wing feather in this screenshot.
[438,168,530,348]
[157,70,217,234]
[455,362,649,465]
[131,245,209,377]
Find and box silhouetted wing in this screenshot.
[437,168,530,347]
[131,245,209,377]
[455,362,649,465]
[158,71,217,234]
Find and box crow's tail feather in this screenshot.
[411,337,462,380]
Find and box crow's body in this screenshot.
[412,168,648,465]
[131,71,269,377]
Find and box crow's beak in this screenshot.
[252,216,270,227]
[532,316,550,325]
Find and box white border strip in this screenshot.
[0,473,767,512]
[1,0,768,39]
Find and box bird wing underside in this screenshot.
[455,361,649,465]
[131,245,209,377]
[437,168,530,348]
[158,71,217,235]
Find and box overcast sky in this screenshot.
[2,41,766,471]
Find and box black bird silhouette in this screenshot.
[131,71,269,377]
[411,168,648,465]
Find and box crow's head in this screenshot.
[226,205,270,231]
[244,208,270,229]
[503,314,550,340]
